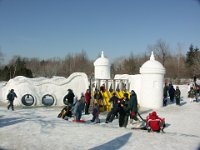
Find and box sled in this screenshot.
[72,120,86,123]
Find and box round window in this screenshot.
[42,94,54,106]
[63,95,68,105]
[21,94,34,106]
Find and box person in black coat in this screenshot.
[105,92,120,123]
[168,84,175,103]
[163,83,169,106]
[64,89,75,107]
[118,93,130,128]
[7,89,17,111]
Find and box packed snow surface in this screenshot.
[0,85,200,150]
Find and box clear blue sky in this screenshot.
[0,0,200,62]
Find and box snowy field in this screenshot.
[0,85,200,150]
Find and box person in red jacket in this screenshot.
[84,89,91,115]
[146,111,165,132]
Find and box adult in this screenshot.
[175,86,181,105]
[64,89,75,107]
[193,75,197,84]
[129,90,139,124]
[168,83,175,103]
[73,94,85,121]
[119,93,130,128]
[105,92,120,123]
[7,89,17,111]
[84,89,91,115]
[163,83,169,106]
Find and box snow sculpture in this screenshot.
[0,72,89,106]
[140,51,166,108]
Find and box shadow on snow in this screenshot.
[0,117,26,128]
[89,132,132,150]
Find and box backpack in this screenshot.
[7,93,12,100]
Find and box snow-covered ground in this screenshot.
[0,85,200,150]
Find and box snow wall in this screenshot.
[114,74,142,104]
[0,72,89,106]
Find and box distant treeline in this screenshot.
[0,41,199,82]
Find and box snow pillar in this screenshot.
[139,52,166,109]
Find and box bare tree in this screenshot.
[193,52,200,76]
[147,39,171,67]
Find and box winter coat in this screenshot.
[119,98,130,115]
[73,100,84,119]
[129,93,138,113]
[188,88,196,98]
[175,89,181,99]
[92,104,100,117]
[168,85,175,97]
[163,85,168,98]
[146,111,165,131]
[7,91,17,101]
[64,90,75,105]
[94,91,103,100]
[109,95,119,110]
[84,92,91,104]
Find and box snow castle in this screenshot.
[94,51,166,109]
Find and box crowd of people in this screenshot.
[163,79,200,106]
[57,85,141,128]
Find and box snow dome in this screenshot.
[140,51,165,74]
[94,51,110,79]
[139,51,166,109]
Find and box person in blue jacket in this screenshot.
[7,89,17,111]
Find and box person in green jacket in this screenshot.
[129,90,139,125]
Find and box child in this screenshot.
[91,100,100,123]
[57,105,72,120]
[188,86,196,103]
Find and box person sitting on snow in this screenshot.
[57,105,73,120]
[146,111,165,132]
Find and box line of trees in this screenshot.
[0,41,199,82]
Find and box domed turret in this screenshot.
[140,51,165,74]
[139,51,166,109]
[94,51,110,79]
